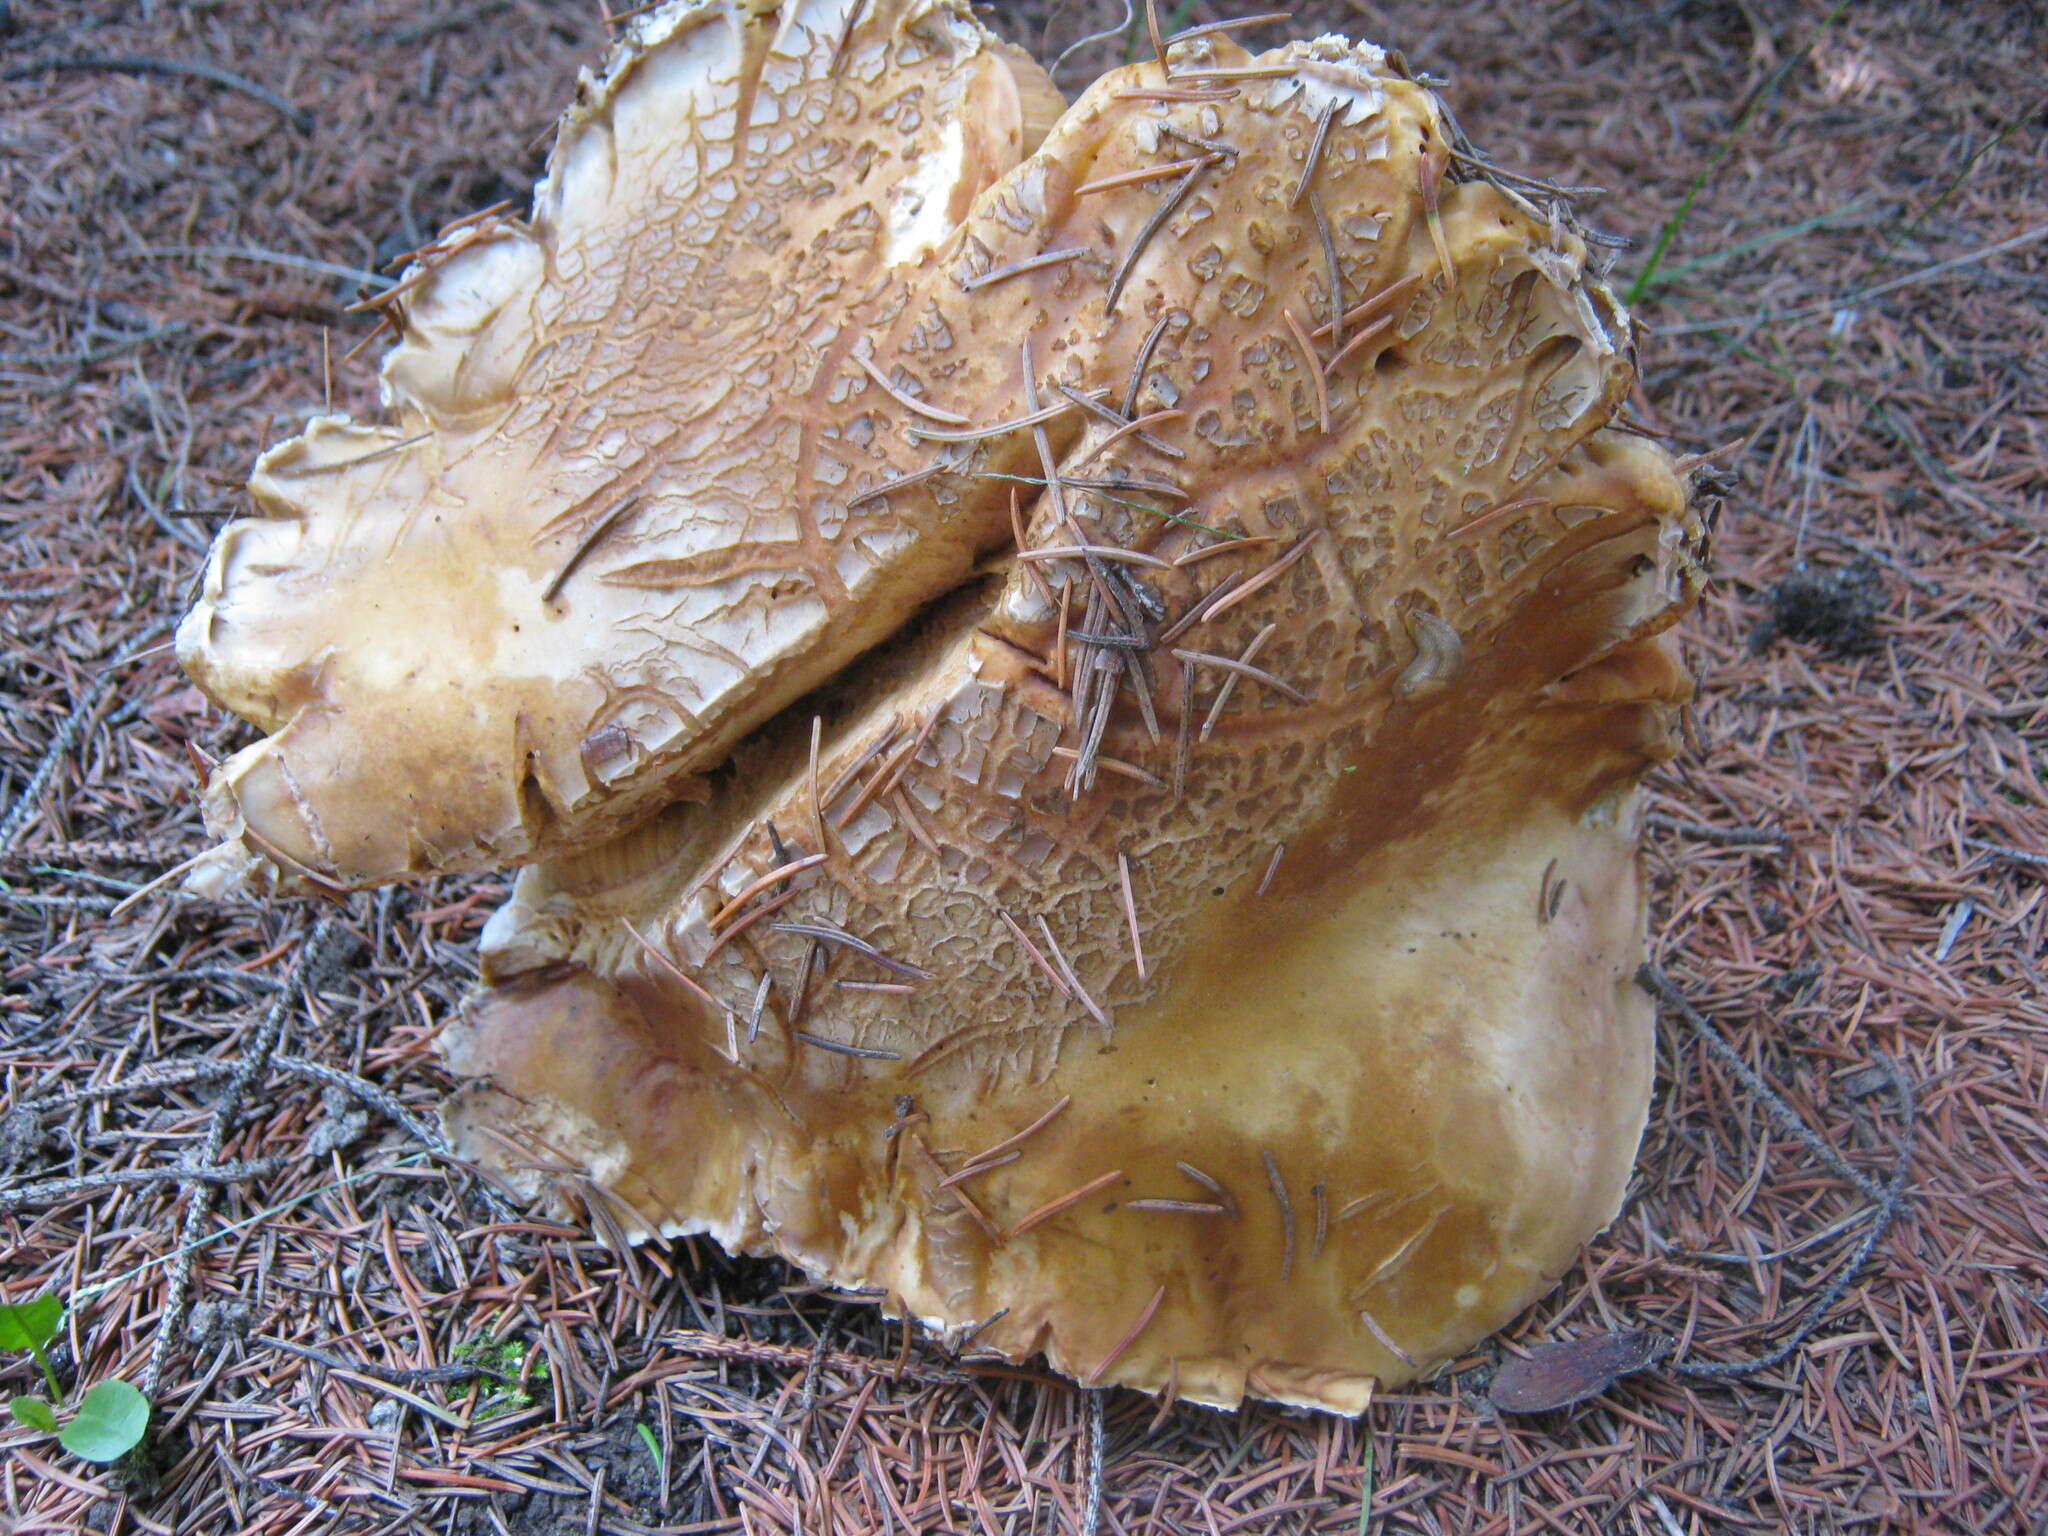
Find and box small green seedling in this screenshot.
[635,1421,665,1476]
[2,1293,151,1464]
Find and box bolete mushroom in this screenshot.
[184,0,1709,1413]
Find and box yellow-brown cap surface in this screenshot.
[179,0,1066,891]
[412,14,1709,1412]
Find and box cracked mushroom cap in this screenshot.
[432,21,1708,1413]
[178,0,1064,893]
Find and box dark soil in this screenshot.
[1749,558,1889,656]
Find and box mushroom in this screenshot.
[177,0,1065,892]
[189,2,1709,1412]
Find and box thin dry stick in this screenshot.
[1196,624,1282,740]
[1163,10,1294,48]
[1076,157,1204,198]
[1,1158,291,1213]
[1290,98,1338,207]
[1049,747,1164,789]
[625,919,732,1012]
[1256,843,1286,897]
[937,1151,1020,1187]
[1665,221,2048,335]
[1262,1149,1296,1282]
[908,394,1090,443]
[1282,309,1329,432]
[702,884,802,963]
[1057,380,1185,460]
[1176,1160,1238,1217]
[1122,314,1177,418]
[1143,0,1167,70]
[1049,0,1135,85]
[542,496,639,604]
[958,246,1089,293]
[1313,271,1425,341]
[999,908,1076,1002]
[1106,156,1210,315]
[144,917,339,1398]
[956,1095,1073,1175]
[1021,544,1172,570]
[854,353,970,425]
[258,1336,485,1386]
[1324,313,1397,378]
[2,54,313,130]
[1081,1386,1108,1536]
[1199,531,1321,623]
[1086,1285,1167,1386]
[1012,485,1055,606]
[0,627,168,852]
[1118,852,1148,982]
[847,461,947,507]
[1309,189,1343,349]
[820,718,905,810]
[1636,965,1915,1378]
[1009,1169,1124,1239]
[1037,914,1109,1029]
[1638,965,1885,1200]
[773,921,929,980]
[706,853,828,930]
[1070,411,1188,469]
[26,1053,443,1154]
[792,1031,900,1062]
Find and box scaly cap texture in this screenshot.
[432,23,1707,1411]
[179,0,1064,892]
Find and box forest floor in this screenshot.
[2,1,2043,1532]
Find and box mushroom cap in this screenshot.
[178,0,1065,892]
[435,25,1709,1412]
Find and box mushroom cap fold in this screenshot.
[432,25,1708,1412]
[179,0,1065,892]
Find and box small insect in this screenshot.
[1489,1330,1669,1414]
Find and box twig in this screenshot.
[0,1158,290,1213]
[1,55,314,131]
[144,918,341,1399]
[1663,222,2048,335]
[1626,0,1852,302]
[1965,839,2048,871]
[1636,966,1916,1380]
[542,497,640,604]
[1081,1388,1107,1536]
[0,628,168,853]
[266,1053,448,1153]
[1638,965,1885,1200]
[27,1052,443,1154]
[120,244,392,290]
[257,1336,485,1385]
[1644,814,1788,848]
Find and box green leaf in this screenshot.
[57,1379,150,1464]
[0,1294,63,1353]
[9,1395,58,1433]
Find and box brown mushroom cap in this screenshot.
[178,0,1066,893]
[430,23,1708,1412]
